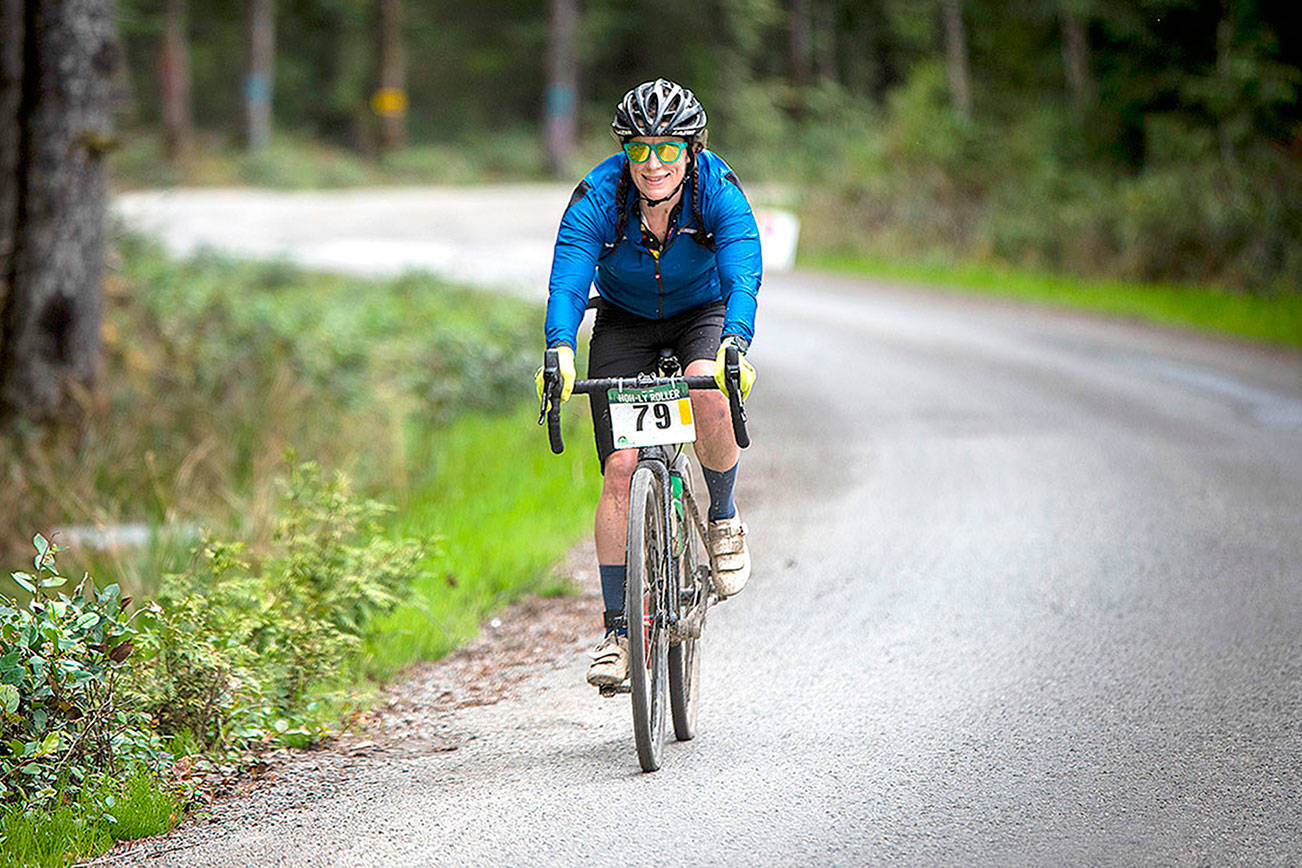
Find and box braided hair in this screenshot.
[612,162,632,251]
[685,150,715,251]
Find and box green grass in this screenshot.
[810,252,1302,348]
[0,771,180,868]
[364,407,600,676]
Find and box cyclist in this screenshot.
[534,79,761,688]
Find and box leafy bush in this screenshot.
[0,536,166,809]
[127,463,427,751]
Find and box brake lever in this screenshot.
[542,348,566,454]
[723,345,750,448]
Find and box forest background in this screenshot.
[113,0,1301,294]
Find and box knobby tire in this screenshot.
[626,465,668,772]
[668,456,702,741]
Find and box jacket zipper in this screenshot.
[652,250,664,318]
[641,206,680,321]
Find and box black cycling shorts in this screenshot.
[586,299,725,471]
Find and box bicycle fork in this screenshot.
[637,449,680,638]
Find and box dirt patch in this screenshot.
[355,544,601,748]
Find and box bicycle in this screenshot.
[539,343,750,772]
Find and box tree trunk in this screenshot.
[0,0,117,425]
[543,0,577,177]
[160,0,192,160]
[1,0,23,324]
[789,0,813,87]
[941,0,972,122]
[814,0,838,83]
[373,0,406,152]
[1060,5,1095,112]
[245,0,274,150]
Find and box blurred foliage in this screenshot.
[802,79,1302,292]
[0,234,536,570]
[112,0,1300,293]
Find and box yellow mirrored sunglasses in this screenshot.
[622,141,687,163]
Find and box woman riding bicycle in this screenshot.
[536,79,761,688]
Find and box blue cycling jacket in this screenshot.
[544,149,762,350]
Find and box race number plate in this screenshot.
[608,382,696,449]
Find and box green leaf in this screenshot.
[0,684,18,714]
[33,534,49,555]
[10,572,35,594]
[74,612,100,630]
[37,731,62,755]
[39,575,67,589]
[103,794,115,808]
[274,718,290,733]
[98,584,122,610]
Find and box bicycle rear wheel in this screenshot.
[626,464,668,772]
[668,459,703,741]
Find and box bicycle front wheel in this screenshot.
[626,464,668,773]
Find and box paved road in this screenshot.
[113,189,1301,864]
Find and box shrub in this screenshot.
[126,463,428,751]
[0,536,166,810]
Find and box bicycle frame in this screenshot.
[538,347,749,609]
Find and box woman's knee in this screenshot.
[691,389,729,425]
[601,449,638,496]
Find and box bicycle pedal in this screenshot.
[597,682,631,697]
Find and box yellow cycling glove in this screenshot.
[713,336,756,401]
[534,344,576,403]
